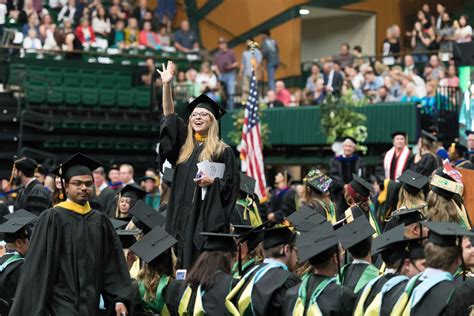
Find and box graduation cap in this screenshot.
[262,225,297,250]
[397,170,429,195]
[232,225,263,251]
[0,216,36,242]
[349,174,374,198]
[287,205,326,233]
[130,225,177,263]
[109,218,128,230]
[372,224,406,254]
[51,153,102,182]
[109,164,120,172]
[188,94,227,120]
[129,200,166,230]
[13,157,38,176]
[35,165,49,176]
[240,173,256,195]
[200,231,239,252]
[161,167,174,186]
[391,131,407,139]
[342,136,358,145]
[430,168,463,200]
[3,209,38,221]
[141,176,157,182]
[336,215,375,249]
[303,168,333,194]
[297,222,339,263]
[389,206,426,227]
[425,221,474,247]
[421,130,438,143]
[372,225,425,263]
[117,229,140,249]
[465,130,474,137]
[119,183,147,201]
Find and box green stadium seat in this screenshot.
[133,143,149,150]
[80,140,97,149]
[98,71,116,88]
[9,64,27,86]
[116,73,131,88]
[62,122,81,129]
[133,124,149,132]
[99,88,116,107]
[82,87,99,107]
[62,140,79,148]
[45,68,63,86]
[134,88,150,110]
[80,122,99,130]
[65,86,82,105]
[115,142,131,150]
[116,123,133,131]
[43,140,61,148]
[26,82,46,104]
[81,70,98,87]
[99,122,115,130]
[98,141,114,149]
[28,66,47,84]
[116,89,134,108]
[63,69,81,86]
[46,85,64,105]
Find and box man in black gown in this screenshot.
[12,157,52,215]
[10,153,132,316]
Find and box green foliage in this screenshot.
[227,103,271,147]
[320,92,369,152]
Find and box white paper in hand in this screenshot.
[196,160,225,200]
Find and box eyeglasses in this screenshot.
[190,112,210,118]
[68,181,94,189]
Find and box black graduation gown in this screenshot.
[341,263,375,294]
[9,206,132,316]
[379,279,408,316]
[96,187,118,218]
[13,179,52,215]
[358,274,394,311]
[269,188,298,221]
[178,271,235,316]
[410,152,442,177]
[132,278,182,316]
[408,280,458,315]
[448,277,474,315]
[283,274,355,316]
[0,252,24,307]
[158,114,240,269]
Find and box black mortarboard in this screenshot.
[421,130,438,143]
[397,170,429,195]
[0,216,36,242]
[117,229,139,249]
[342,136,358,145]
[262,226,297,250]
[162,167,174,186]
[303,168,333,193]
[129,200,166,230]
[3,209,38,221]
[425,221,474,247]
[109,218,128,230]
[51,153,102,182]
[336,216,375,249]
[109,164,120,171]
[389,206,426,226]
[372,224,406,254]
[391,131,407,139]
[35,165,49,176]
[287,204,326,233]
[119,183,147,201]
[130,225,177,263]
[373,225,425,262]
[349,174,374,198]
[14,157,38,176]
[240,173,256,195]
[297,222,339,263]
[465,130,474,137]
[141,176,157,182]
[200,231,238,252]
[332,216,348,230]
[232,225,263,251]
[187,94,227,120]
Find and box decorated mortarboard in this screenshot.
[13,157,38,175]
[430,168,464,200]
[117,229,140,249]
[261,223,297,250]
[397,170,429,195]
[297,222,339,263]
[232,224,263,251]
[109,218,128,230]
[349,174,374,198]
[187,94,227,120]
[335,215,374,250]
[51,153,102,182]
[303,168,333,194]
[389,205,426,227]
[129,200,166,230]
[3,209,38,221]
[287,205,326,233]
[391,131,407,139]
[424,221,474,247]
[161,167,174,186]
[200,231,239,252]
[240,173,256,195]
[130,225,177,263]
[0,216,36,242]
[119,183,147,200]
[421,130,438,143]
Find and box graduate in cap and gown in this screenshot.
[392,222,474,315]
[395,170,429,211]
[177,232,238,315]
[9,153,132,316]
[11,157,52,215]
[231,173,263,227]
[336,216,379,294]
[354,225,426,315]
[383,131,413,181]
[231,224,264,277]
[0,212,36,313]
[411,130,443,177]
[130,225,181,316]
[384,206,428,239]
[157,61,240,269]
[283,221,356,316]
[115,183,147,222]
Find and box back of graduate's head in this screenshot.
[138,248,176,301]
[186,250,236,290]
[424,241,461,273]
[348,237,372,259]
[308,245,338,271]
[264,243,298,272]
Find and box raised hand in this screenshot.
[157,60,175,84]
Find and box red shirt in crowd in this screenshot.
[277,88,291,106]
[75,26,96,44]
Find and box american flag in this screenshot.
[240,69,268,201]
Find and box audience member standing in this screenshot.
[332,43,355,68]
[260,29,279,91]
[92,167,117,218]
[212,37,238,110]
[120,163,135,186]
[322,61,343,96]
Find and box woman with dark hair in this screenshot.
[177,232,237,315]
[157,61,239,269]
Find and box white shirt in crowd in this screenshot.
[456,25,473,43]
[0,3,7,25]
[92,17,111,35]
[48,0,67,9]
[57,4,76,22]
[196,73,217,91]
[23,37,42,49]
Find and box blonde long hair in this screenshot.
[177,113,226,164]
[397,187,426,209]
[426,191,461,224]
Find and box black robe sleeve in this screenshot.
[274,189,298,221]
[158,113,187,169]
[24,185,52,215]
